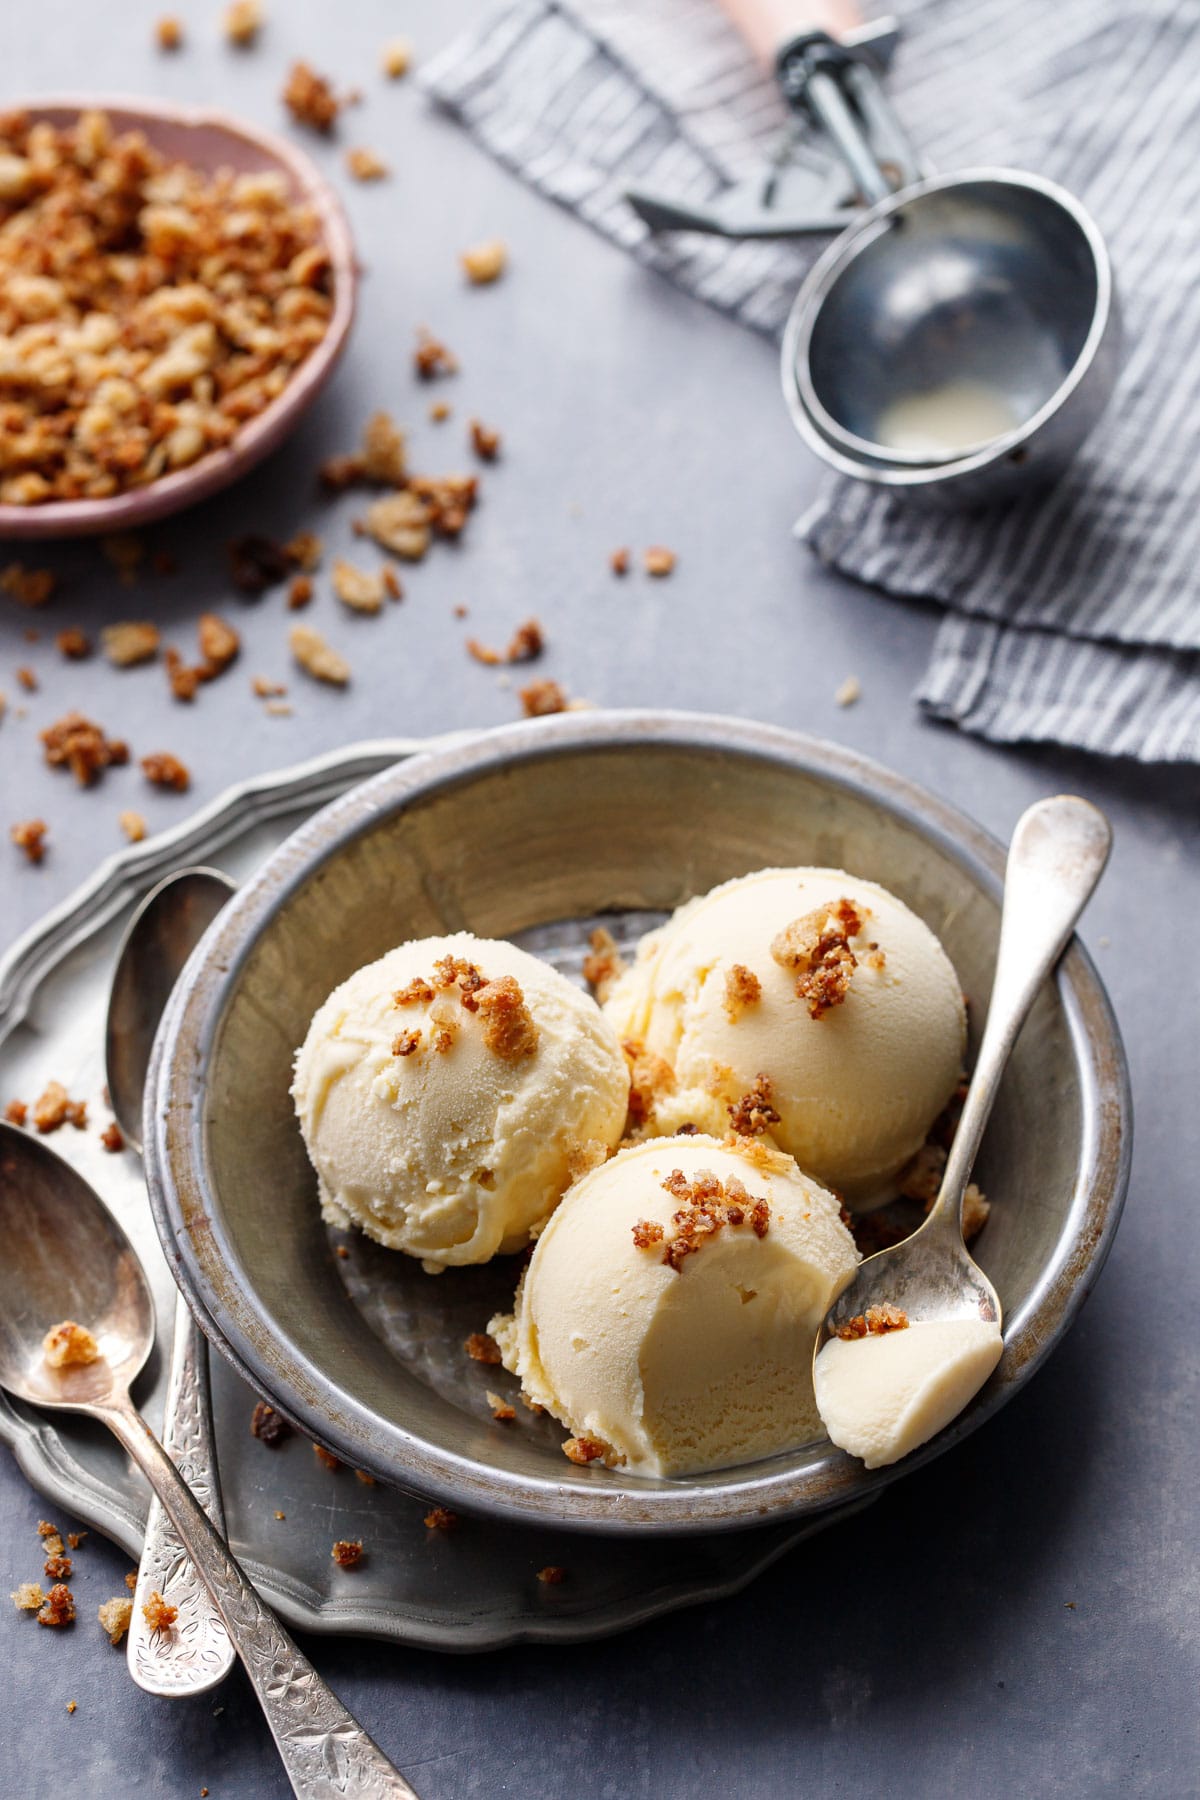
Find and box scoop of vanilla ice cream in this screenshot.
[604,867,966,1207]
[492,1134,858,1476]
[292,932,629,1268]
[814,1316,1003,1469]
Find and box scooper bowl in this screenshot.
[783,167,1120,505]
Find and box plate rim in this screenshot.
[147,709,1134,1535]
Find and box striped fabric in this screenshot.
[425,0,1200,762]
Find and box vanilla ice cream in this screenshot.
[491,1134,858,1476]
[814,1315,1003,1469]
[292,932,629,1269]
[604,867,966,1207]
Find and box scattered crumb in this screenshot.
[43,1320,100,1368]
[519,677,568,717]
[37,1584,75,1628]
[609,547,630,576]
[155,16,183,50]
[622,1037,676,1126]
[287,575,313,610]
[354,1469,376,1486]
[4,1099,27,1125]
[1,563,55,607]
[250,1400,292,1447]
[313,1444,341,1472]
[291,624,350,685]
[141,752,190,792]
[223,0,262,46]
[582,925,626,1003]
[37,1521,59,1538]
[66,1533,86,1550]
[65,1700,77,1714]
[346,147,389,182]
[125,1572,137,1591]
[835,675,861,708]
[486,1390,516,1422]
[11,818,47,864]
[198,612,240,676]
[118,811,147,844]
[100,1121,125,1153]
[381,37,412,78]
[56,628,91,660]
[723,963,762,1022]
[43,1553,72,1581]
[467,618,543,666]
[41,711,128,785]
[644,546,675,577]
[252,676,287,698]
[413,328,458,381]
[771,897,862,1019]
[33,1081,87,1133]
[465,1332,502,1365]
[141,1590,178,1632]
[284,530,323,572]
[469,419,501,461]
[283,61,343,132]
[228,534,291,597]
[536,1565,566,1585]
[11,1582,44,1612]
[429,401,451,423]
[461,239,507,285]
[265,699,292,717]
[41,1531,65,1559]
[391,1028,421,1057]
[332,558,399,613]
[16,666,37,692]
[165,649,201,702]
[423,1506,457,1532]
[727,1073,781,1138]
[274,1510,285,1520]
[331,1538,363,1569]
[520,1393,547,1416]
[631,1218,665,1249]
[833,1303,909,1340]
[102,621,160,668]
[358,491,430,560]
[562,1433,620,1468]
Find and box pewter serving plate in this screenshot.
[147,713,1131,1535]
[0,732,872,1648]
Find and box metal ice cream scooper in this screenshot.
[628,0,1120,505]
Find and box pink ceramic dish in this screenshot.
[0,96,357,541]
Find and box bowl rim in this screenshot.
[145,712,1133,1534]
[0,94,357,541]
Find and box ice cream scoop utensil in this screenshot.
[0,1124,420,1799]
[815,795,1111,1367]
[106,867,237,1697]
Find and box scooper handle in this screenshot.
[720,0,863,64]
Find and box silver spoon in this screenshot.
[813,795,1112,1461]
[0,1123,419,1799]
[107,868,236,1697]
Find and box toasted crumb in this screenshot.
[429,402,451,424]
[155,16,183,49]
[102,621,160,668]
[65,1700,77,1714]
[100,1121,125,1153]
[582,925,626,1003]
[622,1038,676,1127]
[644,546,676,577]
[290,623,350,685]
[16,666,37,692]
[66,1533,86,1550]
[118,811,147,844]
[37,1584,74,1627]
[562,1433,621,1468]
[469,419,501,461]
[287,575,314,610]
[467,618,543,667]
[252,676,287,698]
[833,1303,909,1340]
[423,1506,457,1532]
[55,628,91,660]
[354,1468,376,1486]
[461,239,507,285]
[520,1393,547,1416]
[332,558,392,614]
[655,1167,770,1271]
[358,490,431,561]
[465,1332,502,1365]
[198,613,240,676]
[413,328,458,381]
[11,818,47,864]
[536,1565,566,1585]
[285,530,323,573]
[835,675,861,708]
[346,147,389,182]
[1,562,55,607]
[961,1183,991,1241]
[313,1443,341,1472]
[284,61,342,132]
[37,1521,58,1538]
[381,37,412,78]
[486,1390,516,1422]
[408,473,477,538]
[250,1400,292,1447]
[141,1590,178,1632]
[609,546,630,577]
[4,1100,27,1125]
[265,700,292,717]
[141,752,190,792]
[43,1554,72,1581]
[274,1510,285,1520]
[474,975,539,1060]
[41,711,128,785]
[165,649,201,702]
[771,898,862,1019]
[519,677,568,718]
[125,1572,137,1591]
[391,1029,422,1057]
[331,1538,363,1569]
[723,963,762,1022]
[11,1582,44,1612]
[43,1320,100,1368]
[41,1532,65,1559]
[727,1073,780,1139]
[32,1081,86,1133]
[229,534,291,597]
[223,0,262,45]
[631,1218,665,1249]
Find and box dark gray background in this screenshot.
[1,3,1196,1795]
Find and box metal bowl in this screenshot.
[0,97,356,541]
[146,714,1131,1535]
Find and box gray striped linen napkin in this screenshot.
[425,0,1200,763]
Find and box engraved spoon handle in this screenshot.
[127,1297,235,1695]
[104,1400,419,1799]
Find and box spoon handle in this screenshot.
[127,1299,235,1695]
[932,795,1112,1230]
[104,1401,420,1800]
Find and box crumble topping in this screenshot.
[486,1390,516,1422]
[331,1539,363,1569]
[622,1038,676,1125]
[566,1138,610,1182]
[33,1081,87,1133]
[100,1122,125,1153]
[466,617,544,666]
[97,1597,133,1645]
[723,963,762,1021]
[465,1332,502,1365]
[469,418,501,460]
[582,926,626,1002]
[413,328,458,380]
[66,1533,86,1550]
[536,1566,566,1585]
[474,976,539,1060]
[833,1303,909,1340]
[771,898,862,1019]
[11,819,47,864]
[423,1506,457,1531]
[43,1321,100,1368]
[460,239,507,285]
[727,1073,781,1138]
[250,1400,292,1446]
[431,955,486,1006]
[141,1590,178,1632]
[290,623,350,685]
[643,546,676,577]
[283,62,344,133]
[631,1218,665,1250]
[5,1100,27,1124]
[43,1553,71,1581]
[41,711,128,785]
[37,1583,75,1628]
[141,751,190,792]
[393,978,434,1007]
[648,1168,771,1272]
[562,1433,622,1468]
[518,677,569,717]
[391,1029,421,1057]
[102,621,159,668]
[11,1583,44,1612]
[332,558,400,613]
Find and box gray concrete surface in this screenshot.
[1,3,1197,1795]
